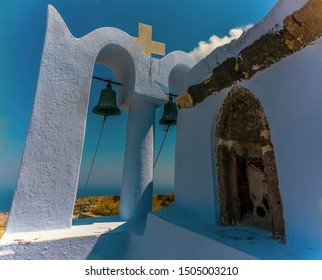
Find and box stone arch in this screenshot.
[168,64,191,94]
[95,43,136,107]
[215,86,285,241]
[74,44,135,218]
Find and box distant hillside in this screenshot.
[74,193,174,219]
[0,212,8,238]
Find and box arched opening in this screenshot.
[74,44,135,219]
[153,104,176,209]
[151,64,190,211]
[74,65,127,218]
[215,86,285,241]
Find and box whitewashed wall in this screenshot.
[175,36,322,248]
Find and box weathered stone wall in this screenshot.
[174,0,322,254]
[178,0,322,108]
[216,86,285,241]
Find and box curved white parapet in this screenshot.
[5,5,196,233]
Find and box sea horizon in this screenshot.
[0,184,174,212]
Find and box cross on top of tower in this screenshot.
[132,23,166,56]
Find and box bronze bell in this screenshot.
[92,82,121,116]
[159,94,178,126]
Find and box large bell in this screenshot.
[92,83,121,116]
[159,96,178,126]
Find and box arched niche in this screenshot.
[215,86,285,241]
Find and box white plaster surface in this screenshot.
[175,91,226,224]
[3,209,319,260]
[120,98,155,221]
[1,221,125,245]
[0,216,127,260]
[242,36,322,246]
[175,35,322,250]
[6,5,195,233]
[0,236,98,260]
[0,214,257,260]
[124,211,257,260]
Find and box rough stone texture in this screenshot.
[188,32,291,104]
[283,0,322,52]
[188,0,322,106]
[262,149,285,241]
[189,58,243,105]
[237,33,291,79]
[216,86,285,241]
[0,236,99,260]
[216,87,268,142]
[177,92,193,109]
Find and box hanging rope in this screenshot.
[153,125,170,169]
[76,115,107,218]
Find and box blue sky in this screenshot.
[0,0,278,194]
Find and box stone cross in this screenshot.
[132,23,166,56]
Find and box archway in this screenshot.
[215,86,285,241]
[152,64,192,208]
[74,65,127,219]
[73,44,135,219]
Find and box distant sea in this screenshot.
[0,184,174,212]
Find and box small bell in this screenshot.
[92,82,121,116]
[159,94,178,126]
